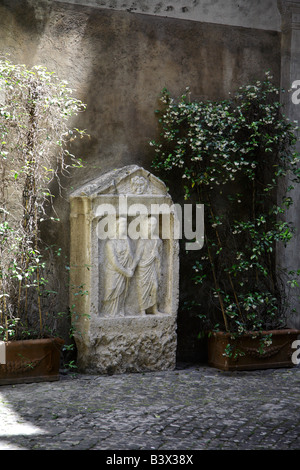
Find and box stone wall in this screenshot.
[0,0,282,362]
[53,0,281,31]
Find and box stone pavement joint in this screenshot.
[0,364,299,450]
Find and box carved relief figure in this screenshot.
[134,216,163,315]
[102,217,134,317]
[130,175,148,194]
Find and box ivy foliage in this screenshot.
[151,72,300,336]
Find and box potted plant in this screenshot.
[150,72,300,370]
[0,57,86,384]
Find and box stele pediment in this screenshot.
[70,165,168,198]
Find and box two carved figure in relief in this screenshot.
[102,215,164,317]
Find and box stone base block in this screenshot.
[76,315,177,375]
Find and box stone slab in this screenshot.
[76,315,177,374]
[69,166,179,374]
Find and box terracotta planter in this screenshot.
[207,329,300,371]
[0,337,64,385]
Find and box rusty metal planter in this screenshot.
[0,337,64,385]
[207,329,300,371]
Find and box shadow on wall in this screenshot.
[0,0,52,65]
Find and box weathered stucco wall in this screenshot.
[0,0,282,361]
[54,0,282,31]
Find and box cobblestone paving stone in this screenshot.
[0,364,299,451]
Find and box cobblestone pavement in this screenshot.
[0,363,299,451]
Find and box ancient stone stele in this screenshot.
[69,165,179,374]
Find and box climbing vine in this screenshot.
[151,72,300,337]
